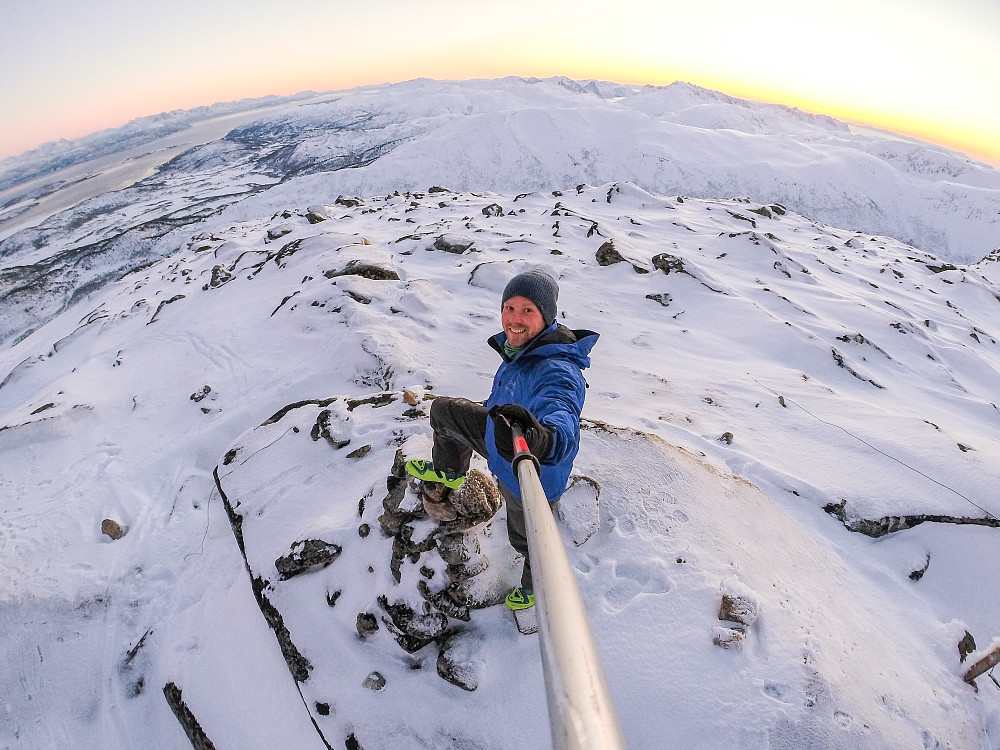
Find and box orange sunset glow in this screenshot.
[1,0,997,166]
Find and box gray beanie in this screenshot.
[501,269,559,326]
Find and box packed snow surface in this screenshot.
[2,177,999,748]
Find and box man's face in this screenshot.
[502,295,546,348]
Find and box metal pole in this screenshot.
[511,426,626,750]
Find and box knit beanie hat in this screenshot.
[501,270,559,326]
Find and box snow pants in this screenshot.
[429,396,541,590]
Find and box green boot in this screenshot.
[404,459,466,490]
[505,587,535,611]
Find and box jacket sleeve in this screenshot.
[529,360,586,466]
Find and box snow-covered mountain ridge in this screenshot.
[2,77,998,353]
[2,180,998,748]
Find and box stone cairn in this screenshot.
[373,449,509,689]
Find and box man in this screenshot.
[406,269,598,610]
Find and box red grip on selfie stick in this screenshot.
[511,424,540,472]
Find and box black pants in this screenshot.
[430,397,535,590]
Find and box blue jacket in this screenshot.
[485,323,599,501]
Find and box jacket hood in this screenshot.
[489,323,598,367]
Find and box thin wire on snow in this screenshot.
[755,380,998,522]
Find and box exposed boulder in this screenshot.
[432,234,475,254]
[823,499,1000,537]
[310,405,351,449]
[719,577,760,627]
[163,682,218,750]
[436,631,482,691]
[305,205,331,223]
[336,195,364,208]
[378,596,449,652]
[356,612,379,637]
[274,539,343,580]
[652,252,686,274]
[714,576,760,651]
[209,265,232,287]
[324,259,399,281]
[266,224,294,241]
[101,518,127,540]
[596,239,625,266]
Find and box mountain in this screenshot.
[2,177,998,748]
[1,78,999,749]
[1,77,999,351]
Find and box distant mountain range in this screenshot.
[1,76,998,349]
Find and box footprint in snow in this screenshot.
[599,558,674,613]
[763,682,794,704]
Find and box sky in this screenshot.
[0,0,998,166]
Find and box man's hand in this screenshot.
[489,404,552,462]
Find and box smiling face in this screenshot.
[502,295,546,348]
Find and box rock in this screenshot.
[652,253,686,274]
[163,682,217,749]
[274,539,343,580]
[418,579,470,621]
[555,475,601,546]
[447,469,501,524]
[436,632,481,691]
[443,566,510,610]
[305,205,330,223]
[482,203,503,217]
[336,195,364,208]
[712,626,746,650]
[378,478,420,537]
[362,672,386,691]
[436,531,479,566]
[447,552,489,582]
[324,259,399,281]
[190,385,212,403]
[310,407,351,449]
[719,432,734,445]
[719,577,760,627]
[422,494,458,521]
[909,554,930,580]
[102,518,126,540]
[209,265,232,287]
[432,235,474,254]
[346,445,371,459]
[266,224,293,241]
[378,511,403,537]
[596,240,625,266]
[356,612,379,637]
[389,447,409,479]
[379,597,448,652]
[959,631,977,662]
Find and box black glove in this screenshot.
[489,404,552,463]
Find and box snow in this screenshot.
[1,79,999,749]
